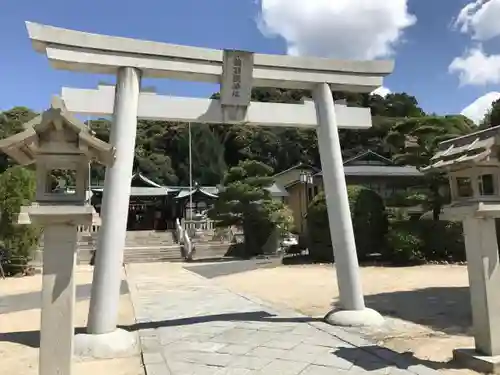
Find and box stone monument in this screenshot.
[0,97,115,375]
[425,125,500,373]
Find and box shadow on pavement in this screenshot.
[186,257,282,279]
[0,310,318,348]
[334,345,464,372]
[0,280,129,315]
[125,310,320,330]
[361,286,471,336]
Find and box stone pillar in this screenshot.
[313,83,383,327]
[461,217,500,356]
[87,67,142,334]
[39,224,78,375]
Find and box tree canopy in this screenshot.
[208,160,293,255]
[0,88,477,187]
[481,98,500,129]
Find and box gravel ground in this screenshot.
[0,266,144,375]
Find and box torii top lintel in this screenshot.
[26,22,394,93]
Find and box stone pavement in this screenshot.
[126,263,440,375]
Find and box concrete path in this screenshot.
[126,264,440,375]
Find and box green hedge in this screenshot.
[307,186,388,262]
[306,185,465,265]
[385,220,465,264]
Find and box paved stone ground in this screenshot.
[126,263,440,375]
[185,257,282,279]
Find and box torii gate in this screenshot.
[26,21,394,354]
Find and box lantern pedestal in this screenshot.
[0,97,117,374]
[453,349,500,374]
[451,213,500,374]
[25,205,93,375]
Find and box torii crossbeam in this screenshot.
[61,85,373,129]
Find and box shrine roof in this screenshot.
[175,187,219,200]
[131,173,164,188]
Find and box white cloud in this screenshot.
[449,1,500,86]
[461,91,500,124]
[257,0,416,60]
[454,0,500,41]
[371,86,391,97]
[449,48,500,86]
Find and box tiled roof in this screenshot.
[92,187,169,196]
[314,165,422,177]
[266,182,289,197]
[175,187,219,199]
[343,165,422,177]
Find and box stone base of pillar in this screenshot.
[74,328,138,359]
[324,308,384,327]
[453,348,500,374]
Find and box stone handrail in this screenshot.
[175,218,192,260]
[77,225,100,233]
[184,219,215,232]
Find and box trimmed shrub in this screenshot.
[386,227,424,265]
[349,186,389,259]
[307,186,389,262]
[306,193,332,262]
[385,220,465,264]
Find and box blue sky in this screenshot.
[1,0,499,123]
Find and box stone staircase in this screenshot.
[190,241,232,261]
[75,230,184,265]
[122,230,183,264]
[125,230,177,248]
[34,229,234,266]
[187,227,234,261]
[123,246,183,263]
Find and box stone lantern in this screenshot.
[0,96,115,375]
[425,125,500,373]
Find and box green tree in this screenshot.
[481,98,500,129]
[0,167,40,275]
[378,93,425,118]
[176,123,227,186]
[209,160,293,255]
[385,115,474,219]
[0,107,38,173]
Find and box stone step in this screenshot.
[125,230,176,248]
[123,246,183,264]
[191,242,232,260]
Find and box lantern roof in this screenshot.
[423,125,500,172]
[0,96,115,166]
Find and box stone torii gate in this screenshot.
[26,21,394,354]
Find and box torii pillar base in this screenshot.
[74,328,138,359]
[324,308,384,328]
